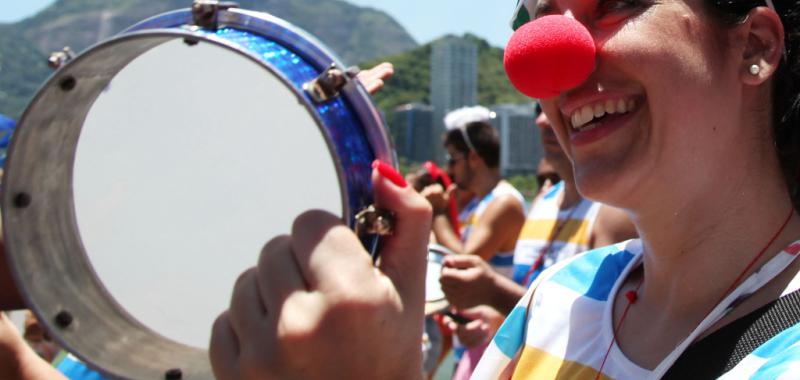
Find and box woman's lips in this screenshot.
[568,105,639,146]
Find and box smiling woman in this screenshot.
[477,0,800,378]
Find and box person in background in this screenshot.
[419,106,526,377]
[422,106,526,278]
[535,156,559,194]
[440,109,637,378]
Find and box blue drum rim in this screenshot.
[124,8,398,226]
[126,7,395,167]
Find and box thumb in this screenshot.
[371,160,432,307]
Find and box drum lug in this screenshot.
[355,205,395,262]
[191,0,239,30]
[48,46,75,69]
[354,205,395,237]
[303,63,360,103]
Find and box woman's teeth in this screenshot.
[570,98,636,131]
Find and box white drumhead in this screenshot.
[73,39,342,348]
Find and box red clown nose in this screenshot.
[504,15,596,99]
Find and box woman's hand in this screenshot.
[210,161,432,380]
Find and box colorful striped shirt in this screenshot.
[512,181,601,286]
[473,239,800,379]
[458,180,525,278]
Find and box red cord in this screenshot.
[595,275,644,380]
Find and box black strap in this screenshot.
[663,288,800,379]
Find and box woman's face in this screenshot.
[536,0,747,208]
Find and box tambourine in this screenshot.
[2,2,395,379]
[425,243,454,315]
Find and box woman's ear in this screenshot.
[740,6,785,85]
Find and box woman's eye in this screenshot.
[599,0,637,13]
[595,0,642,24]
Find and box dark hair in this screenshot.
[706,0,800,209]
[411,169,446,192]
[444,121,501,168]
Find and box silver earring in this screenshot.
[749,64,761,75]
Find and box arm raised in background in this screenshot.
[357,62,394,94]
[422,184,465,252]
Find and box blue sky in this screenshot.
[2,0,517,48]
[1,0,55,23]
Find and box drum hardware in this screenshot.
[165,368,184,380]
[303,63,361,103]
[12,192,31,208]
[54,310,74,329]
[354,205,394,236]
[355,205,395,261]
[191,0,240,30]
[58,76,77,92]
[47,46,76,69]
[183,36,199,46]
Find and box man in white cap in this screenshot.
[421,106,526,378]
[422,106,525,279]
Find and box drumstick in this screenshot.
[443,310,472,325]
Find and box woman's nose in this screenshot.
[504,14,596,99]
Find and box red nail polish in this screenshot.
[372,159,407,188]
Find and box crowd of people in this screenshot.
[401,104,637,379]
[4,0,800,378]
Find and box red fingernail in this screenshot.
[372,159,407,188]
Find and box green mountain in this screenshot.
[0,25,51,120]
[0,0,417,119]
[362,33,531,118]
[0,1,528,123]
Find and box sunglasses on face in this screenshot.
[445,152,466,166]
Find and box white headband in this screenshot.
[444,106,496,152]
